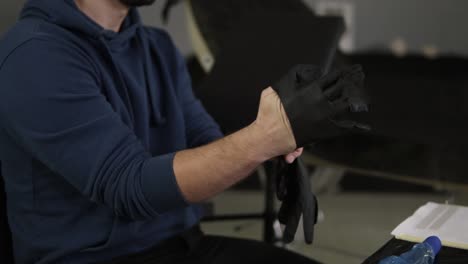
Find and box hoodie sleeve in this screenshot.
[168,37,224,147]
[0,39,188,220]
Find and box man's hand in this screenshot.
[252,87,297,160]
[253,87,303,163]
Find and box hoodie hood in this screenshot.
[19,0,169,126]
[20,0,142,43]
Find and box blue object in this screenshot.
[0,0,222,263]
[379,236,442,264]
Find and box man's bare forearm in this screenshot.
[174,87,297,203]
[173,123,269,203]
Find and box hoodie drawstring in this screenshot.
[137,27,167,126]
[97,34,136,128]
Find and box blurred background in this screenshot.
[2,1,468,263]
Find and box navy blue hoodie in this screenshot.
[0,0,222,263]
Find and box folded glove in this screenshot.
[276,157,318,244]
[272,64,370,147]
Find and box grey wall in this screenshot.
[138,1,191,55]
[304,0,468,56]
[1,1,468,57]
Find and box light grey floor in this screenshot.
[201,189,467,264]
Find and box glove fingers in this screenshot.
[279,160,301,243]
[277,158,298,226]
[345,64,363,77]
[295,65,323,86]
[302,197,316,244]
[331,95,368,117]
[331,98,351,114]
[277,159,298,223]
[274,65,324,99]
[332,119,372,131]
[330,88,371,133]
[323,80,345,101]
[275,159,288,201]
[354,122,372,131]
[315,69,343,89]
[296,158,316,244]
[326,80,367,112]
[278,199,294,225]
[341,65,368,104]
[302,195,319,244]
[342,65,364,82]
[282,201,302,243]
[348,97,369,112]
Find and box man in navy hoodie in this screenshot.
[0,0,312,263]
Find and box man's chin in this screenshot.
[119,0,157,7]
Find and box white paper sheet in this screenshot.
[391,202,468,250]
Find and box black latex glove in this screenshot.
[272,64,370,147]
[276,157,318,244]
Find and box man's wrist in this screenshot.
[241,122,272,163]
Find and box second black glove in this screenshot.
[276,157,318,244]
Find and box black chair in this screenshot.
[305,54,468,191]
[191,12,344,243]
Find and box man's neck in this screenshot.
[74,0,129,32]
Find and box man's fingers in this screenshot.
[284,148,304,163]
[294,148,304,156]
[285,154,295,164]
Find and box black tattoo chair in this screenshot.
[179,0,345,243]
